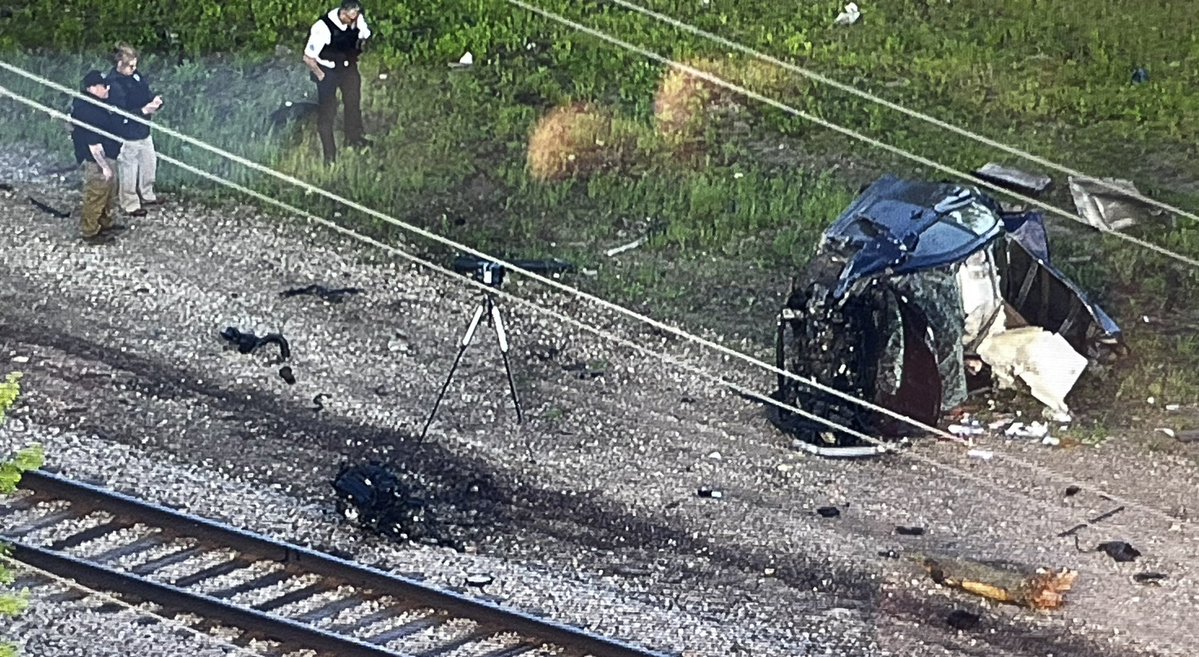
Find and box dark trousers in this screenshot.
[315,62,364,162]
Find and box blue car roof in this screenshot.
[823,175,1005,297]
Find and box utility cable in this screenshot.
[503,1,1199,269]
[4,57,1196,480]
[606,0,1199,228]
[0,81,1185,538]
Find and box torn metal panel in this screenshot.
[1068,176,1164,232]
[996,211,1123,359]
[974,163,1053,195]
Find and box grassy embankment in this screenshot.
[1,0,1198,434]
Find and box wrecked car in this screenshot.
[772,175,1125,456]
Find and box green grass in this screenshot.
[1,0,1199,423]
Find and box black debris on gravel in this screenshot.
[946,610,981,631]
[29,195,70,218]
[279,283,363,303]
[562,361,605,380]
[331,461,486,551]
[1065,485,1082,497]
[895,526,925,536]
[1096,541,1142,562]
[816,506,841,518]
[220,326,291,361]
[1133,572,1168,586]
[279,365,296,385]
[310,393,331,411]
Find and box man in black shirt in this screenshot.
[70,70,123,243]
[303,0,372,163]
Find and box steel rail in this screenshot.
[4,469,670,657]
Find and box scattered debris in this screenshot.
[816,506,841,518]
[1133,572,1168,586]
[973,163,1053,195]
[967,449,994,461]
[605,235,650,257]
[1058,523,1088,537]
[1131,67,1150,84]
[878,549,900,559]
[1155,428,1177,439]
[1069,176,1164,232]
[1059,505,1126,537]
[29,196,70,218]
[948,422,985,437]
[279,284,363,303]
[833,2,861,25]
[1089,505,1126,525]
[1165,403,1182,412]
[331,462,453,548]
[465,573,494,589]
[697,487,723,499]
[279,366,296,385]
[604,221,667,257]
[1064,485,1082,497]
[0,182,14,192]
[895,526,925,536]
[1093,541,1142,563]
[1175,430,1199,444]
[772,175,1125,453]
[562,361,605,380]
[220,326,291,362]
[310,393,331,411]
[945,610,981,631]
[450,51,474,69]
[1004,421,1050,439]
[916,553,1078,609]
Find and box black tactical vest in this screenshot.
[318,13,360,64]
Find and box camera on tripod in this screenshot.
[421,253,577,441]
[451,255,576,288]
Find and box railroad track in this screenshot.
[1,469,671,657]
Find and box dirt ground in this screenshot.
[1,149,1196,656]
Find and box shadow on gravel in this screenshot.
[0,316,1153,657]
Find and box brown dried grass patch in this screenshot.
[527,103,629,182]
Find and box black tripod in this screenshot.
[420,290,523,441]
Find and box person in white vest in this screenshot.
[303,0,372,163]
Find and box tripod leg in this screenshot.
[420,302,487,441]
[488,298,524,424]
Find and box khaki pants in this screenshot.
[117,135,157,212]
[81,161,117,237]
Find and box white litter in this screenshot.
[1156,428,1177,439]
[1004,421,1050,439]
[967,449,994,460]
[834,2,861,25]
[949,423,985,436]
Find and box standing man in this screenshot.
[70,70,123,243]
[106,43,164,217]
[303,0,371,163]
